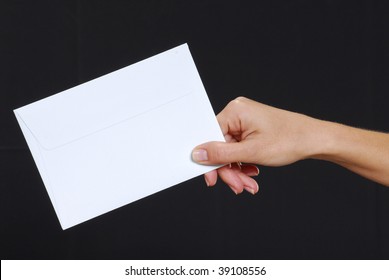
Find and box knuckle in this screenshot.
[212,144,228,163]
[230,96,247,107]
[235,96,248,102]
[226,96,248,114]
[214,147,225,162]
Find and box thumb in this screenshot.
[192,141,252,165]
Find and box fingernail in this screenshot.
[245,167,260,176]
[254,181,259,194]
[229,186,239,195]
[246,171,259,177]
[244,186,256,195]
[204,177,210,187]
[192,149,208,162]
[245,181,259,195]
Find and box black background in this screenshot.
[1,0,389,259]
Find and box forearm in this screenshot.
[309,120,389,186]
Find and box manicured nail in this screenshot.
[245,171,259,177]
[204,177,210,187]
[253,168,260,176]
[228,186,238,195]
[244,186,256,195]
[243,167,260,177]
[245,181,259,195]
[254,181,259,194]
[192,149,208,162]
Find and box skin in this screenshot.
[192,97,389,195]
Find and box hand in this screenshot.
[192,97,323,194]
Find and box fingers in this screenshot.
[195,97,261,194]
[219,164,259,195]
[217,165,245,194]
[237,171,259,195]
[192,141,255,165]
[204,164,260,195]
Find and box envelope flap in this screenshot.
[15,44,203,150]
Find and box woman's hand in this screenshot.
[192,97,323,194]
[192,96,389,193]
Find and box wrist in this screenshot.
[302,118,341,161]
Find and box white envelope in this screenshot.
[14,44,224,230]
